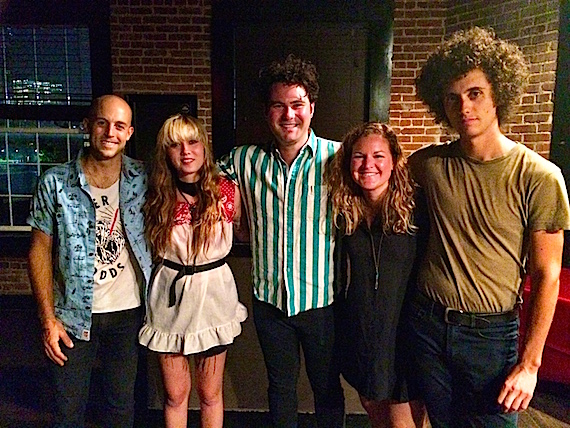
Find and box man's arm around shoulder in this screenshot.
[498,229,563,412]
[28,228,74,366]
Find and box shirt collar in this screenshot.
[270,128,317,159]
[68,148,136,187]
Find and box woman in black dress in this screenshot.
[329,122,426,427]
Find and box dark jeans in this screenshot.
[406,292,519,428]
[51,307,142,428]
[253,298,345,428]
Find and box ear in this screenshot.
[310,102,315,118]
[126,126,134,141]
[82,118,90,133]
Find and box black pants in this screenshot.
[51,307,142,428]
[253,299,345,428]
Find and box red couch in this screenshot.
[520,267,570,385]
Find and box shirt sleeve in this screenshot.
[217,147,239,183]
[27,171,57,236]
[528,167,570,232]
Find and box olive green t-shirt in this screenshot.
[409,141,570,313]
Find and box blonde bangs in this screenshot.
[159,115,209,149]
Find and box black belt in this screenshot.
[163,258,226,307]
[414,292,519,328]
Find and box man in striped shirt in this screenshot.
[218,54,345,427]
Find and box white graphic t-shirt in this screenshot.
[90,180,141,313]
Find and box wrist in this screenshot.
[40,315,58,326]
[518,358,541,374]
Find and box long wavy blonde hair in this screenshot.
[144,114,225,260]
[329,122,416,235]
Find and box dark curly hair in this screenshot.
[416,27,529,127]
[257,54,319,105]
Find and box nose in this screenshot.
[104,123,114,137]
[283,106,295,119]
[362,155,372,168]
[459,95,472,115]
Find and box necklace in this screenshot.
[176,178,200,196]
[369,228,384,290]
[177,189,198,221]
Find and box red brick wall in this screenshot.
[0,259,30,295]
[0,0,562,294]
[390,0,560,157]
[110,0,213,130]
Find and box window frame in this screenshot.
[0,0,112,252]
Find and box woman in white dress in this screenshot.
[139,114,248,428]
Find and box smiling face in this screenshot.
[166,139,205,183]
[350,134,394,203]
[443,68,499,143]
[84,96,133,161]
[266,83,315,150]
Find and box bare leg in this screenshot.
[194,350,227,428]
[360,396,429,428]
[159,353,191,428]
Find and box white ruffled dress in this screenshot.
[139,178,248,355]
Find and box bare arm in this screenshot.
[498,229,563,412]
[232,184,250,242]
[28,228,74,366]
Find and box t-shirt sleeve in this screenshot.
[27,172,57,236]
[407,146,431,187]
[528,167,570,231]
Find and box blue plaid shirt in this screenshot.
[27,150,152,340]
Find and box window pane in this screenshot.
[39,134,68,163]
[0,133,6,161]
[8,119,37,128]
[70,134,86,156]
[0,197,9,225]
[12,197,31,226]
[8,133,37,163]
[10,164,38,194]
[0,26,92,105]
[0,163,7,194]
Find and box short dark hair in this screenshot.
[416,27,529,126]
[257,54,319,105]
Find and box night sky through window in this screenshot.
[0,26,92,105]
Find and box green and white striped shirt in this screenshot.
[218,131,340,316]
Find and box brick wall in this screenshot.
[0,0,562,294]
[390,0,560,157]
[0,259,30,295]
[110,0,213,130]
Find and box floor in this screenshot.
[1,296,568,428]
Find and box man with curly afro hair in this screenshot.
[218,54,345,427]
[406,27,570,427]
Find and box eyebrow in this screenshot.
[446,84,489,95]
[353,149,387,154]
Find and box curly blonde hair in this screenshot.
[416,26,529,127]
[144,114,225,260]
[328,122,416,235]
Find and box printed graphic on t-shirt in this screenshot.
[90,180,141,313]
[95,203,125,265]
[91,185,129,285]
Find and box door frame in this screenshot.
[210,0,394,158]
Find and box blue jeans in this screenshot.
[406,293,519,428]
[253,299,345,428]
[50,307,142,428]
